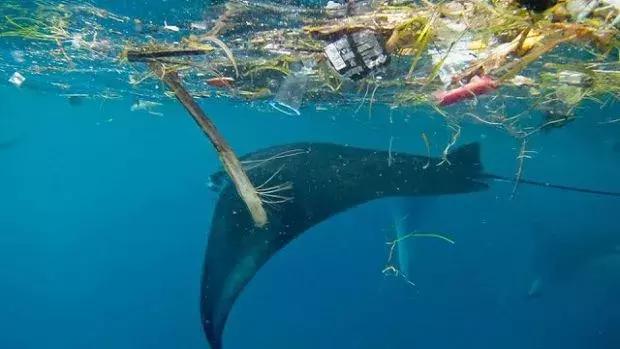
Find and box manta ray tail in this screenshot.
[482,173,620,197]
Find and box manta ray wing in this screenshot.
[201,142,486,349]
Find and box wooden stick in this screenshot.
[149,62,268,227]
[124,48,211,61]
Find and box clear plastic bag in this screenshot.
[270,72,309,116]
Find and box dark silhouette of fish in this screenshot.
[527,224,620,298]
[201,142,620,349]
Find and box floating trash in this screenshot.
[1,0,620,141]
[10,50,25,63]
[270,72,309,116]
[206,77,234,88]
[190,21,208,31]
[558,70,593,87]
[8,72,25,87]
[324,30,390,80]
[163,21,180,32]
[130,99,163,116]
[433,75,499,106]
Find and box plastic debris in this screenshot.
[558,70,592,87]
[2,0,620,133]
[206,77,235,88]
[325,1,344,10]
[324,30,389,80]
[10,50,25,63]
[190,21,208,31]
[429,35,480,87]
[133,19,143,33]
[511,75,537,87]
[555,84,584,105]
[130,99,163,116]
[271,72,309,116]
[8,72,25,87]
[163,21,180,32]
[434,75,498,106]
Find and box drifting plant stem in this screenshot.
[149,62,268,227]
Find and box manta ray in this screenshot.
[527,226,620,298]
[200,142,619,349]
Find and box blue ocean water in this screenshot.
[1,2,620,349]
[2,81,620,348]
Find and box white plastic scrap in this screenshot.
[325,1,344,10]
[190,21,208,30]
[511,75,537,87]
[429,36,479,87]
[130,99,163,116]
[10,50,25,63]
[71,33,84,49]
[558,70,592,86]
[8,72,25,87]
[163,21,180,32]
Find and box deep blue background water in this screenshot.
[1,81,619,349]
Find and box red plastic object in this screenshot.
[206,77,235,88]
[433,75,499,106]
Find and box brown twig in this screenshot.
[124,48,212,61]
[149,62,268,227]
